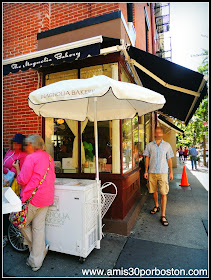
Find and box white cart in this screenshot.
[45,178,117,262]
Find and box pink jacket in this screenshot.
[16,150,56,207]
[3,149,28,176]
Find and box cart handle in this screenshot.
[100,182,117,196]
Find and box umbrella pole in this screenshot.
[94,97,101,249]
[94,97,99,182]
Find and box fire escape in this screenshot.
[154,3,172,61]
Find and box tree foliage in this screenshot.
[176,49,208,148]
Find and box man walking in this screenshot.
[189,146,198,170]
[143,126,174,226]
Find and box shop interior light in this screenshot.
[57,119,64,124]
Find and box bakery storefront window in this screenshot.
[82,120,112,173]
[45,69,79,173]
[45,118,78,173]
[132,115,139,168]
[122,119,132,173]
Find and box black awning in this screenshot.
[3,43,100,75]
[158,115,184,134]
[127,46,207,125]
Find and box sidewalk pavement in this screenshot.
[3,158,208,277]
[184,158,209,191]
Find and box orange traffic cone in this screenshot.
[179,166,190,186]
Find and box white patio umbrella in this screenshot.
[29,74,165,182]
[29,75,165,248]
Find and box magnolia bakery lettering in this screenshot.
[45,210,70,227]
[10,50,81,71]
[41,88,95,99]
[45,196,70,227]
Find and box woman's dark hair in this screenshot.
[10,140,25,151]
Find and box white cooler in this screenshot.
[45,178,100,260]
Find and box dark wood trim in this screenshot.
[119,58,136,84]
[40,52,121,76]
[56,167,140,180]
[155,111,158,128]
[122,166,140,178]
[42,118,45,141]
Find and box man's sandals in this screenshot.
[150,206,169,226]
[160,216,169,226]
[150,206,160,214]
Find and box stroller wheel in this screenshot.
[8,223,28,252]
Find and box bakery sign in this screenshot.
[10,51,80,70]
[3,43,100,75]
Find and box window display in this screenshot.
[82,120,112,173]
[122,119,132,173]
[132,115,139,168]
[45,118,77,173]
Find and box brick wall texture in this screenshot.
[3,2,156,150]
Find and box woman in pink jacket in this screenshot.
[3,133,27,247]
[3,133,27,178]
[12,134,56,272]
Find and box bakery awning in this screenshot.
[3,36,121,75]
[158,115,184,135]
[127,46,207,125]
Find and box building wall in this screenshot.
[163,130,177,168]
[3,2,158,149]
[3,69,42,150]
[133,3,157,53]
[3,3,120,60]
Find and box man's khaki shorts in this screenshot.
[148,173,169,195]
